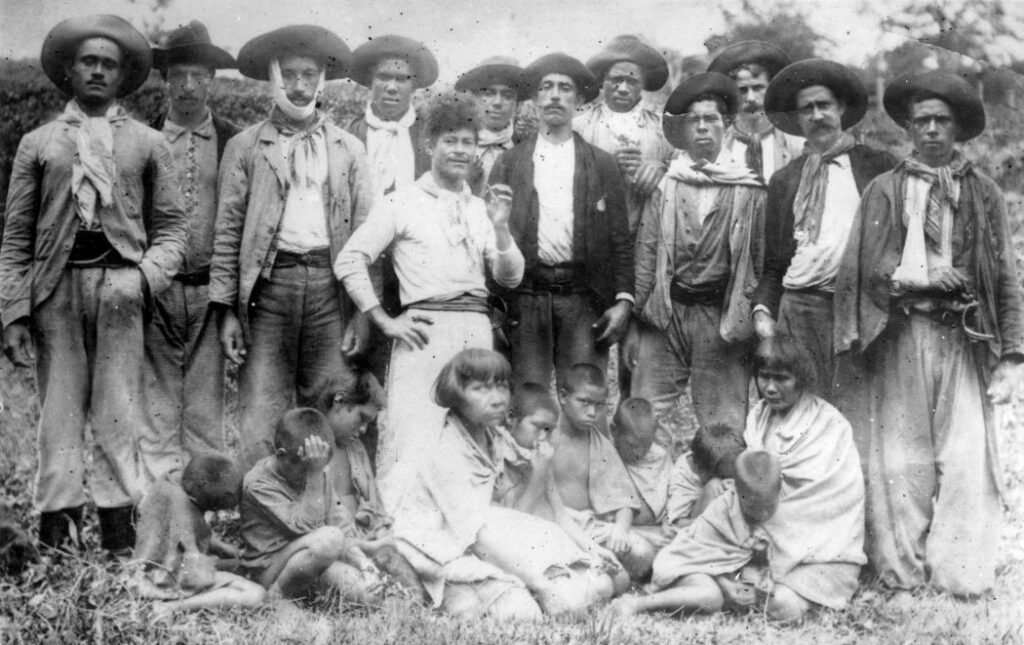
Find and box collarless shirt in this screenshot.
[162,112,219,271]
[532,135,576,265]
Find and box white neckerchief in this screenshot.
[269,58,325,122]
[478,123,513,148]
[61,100,127,227]
[365,103,417,197]
[599,101,645,147]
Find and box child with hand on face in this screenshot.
[238,409,383,606]
[666,423,747,528]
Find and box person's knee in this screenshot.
[678,574,725,613]
[766,585,811,622]
[489,587,543,622]
[304,526,348,563]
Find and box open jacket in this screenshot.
[487,132,633,307]
[0,115,188,327]
[208,119,372,341]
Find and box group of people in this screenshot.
[1,11,1021,625]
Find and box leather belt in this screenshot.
[670,282,725,306]
[274,247,333,268]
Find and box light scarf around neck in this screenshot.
[415,172,486,273]
[730,121,775,179]
[599,100,645,148]
[269,58,325,122]
[478,122,513,148]
[666,149,764,187]
[792,132,856,244]
[365,102,417,197]
[902,150,968,251]
[61,100,128,228]
[269,107,330,189]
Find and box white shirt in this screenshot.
[276,132,330,252]
[729,133,777,178]
[782,153,860,291]
[533,135,576,264]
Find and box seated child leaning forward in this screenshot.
[665,423,747,528]
[239,409,385,605]
[391,349,615,621]
[131,452,265,614]
[307,369,426,600]
[610,398,675,549]
[548,364,654,581]
[616,336,866,622]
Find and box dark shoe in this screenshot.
[97,505,136,553]
[38,506,84,552]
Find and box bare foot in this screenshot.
[611,595,643,618]
[889,589,917,613]
[533,582,579,619]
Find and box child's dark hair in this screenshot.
[273,408,334,459]
[559,363,606,394]
[433,348,512,410]
[691,423,746,479]
[612,397,655,436]
[423,91,481,144]
[181,451,242,511]
[753,334,816,393]
[306,370,381,414]
[510,382,558,420]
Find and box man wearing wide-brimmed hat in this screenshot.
[143,20,240,479]
[455,56,527,196]
[834,71,1024,600]
[209,25,370,471]
[489,53,632,387]
[628,72,765,448]
[750,59,895,400]
[707,41,803,180]
[575,35,674,235]
[0,15,188,553]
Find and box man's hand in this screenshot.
[606,525,632,556]
[485,183,514,230]
[217,309,247,365]
[300,435,331,475]
[988,359,1024,404]
[341,310,370,358]
[753,309,776,341]
[530,436,554,473]
[928,266,970,293]
[369,306,432,350]
[613,147,642,178]
[593,300,633,344]
[622,319,641,371]
[2,322,34,367]
[632,160,667,197]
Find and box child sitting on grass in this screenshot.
[131,452,265,614]
[666,423,747,527]
[610,398,675,550]
[239,408,384,606]
[308,370,427,601]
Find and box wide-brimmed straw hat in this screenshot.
[734,450,782,523]
[41,14,152,97]
[523,53,600,103]
[350,35,438,89]
[707,40,791,79]
[455,56,528,100]
[763,59,868,136]
[586,35,669,91]
[153,21,236,73]
[237,25,351,81]
[662,72,740,149]
[883,70,985,142]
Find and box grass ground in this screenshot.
[1,358,1023,644]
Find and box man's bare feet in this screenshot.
[611,594,643,618]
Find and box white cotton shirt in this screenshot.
[533,135,576,265]
[782,153,860,291]
[276,133,331,253]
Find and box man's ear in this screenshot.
[332,392,347,409]
[557,388,568,406]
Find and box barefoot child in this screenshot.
[132,452,265,613]
[239,409,383,605]
[666,423,746,527]
[549,364,653,581]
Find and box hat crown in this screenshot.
[164,21,212,49]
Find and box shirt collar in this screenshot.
[163,111,215,141]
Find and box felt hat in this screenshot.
[41,14,153,97]
[883,70,985,142]
[523,52,600,103]
[153,21,236,73]
[707,40,791,79]
[734,450,782,523]
[350,35,438,89]
[237,25,351,81]
[662,72,740,150]
[586,34,669,91]
[763,58,868,136]
[455,56,528,100]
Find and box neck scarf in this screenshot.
[269,58,325,122]
[792,132,856,244]
[730,122,775,179]
[600,101,645,148]
[365,102,417,197]
[61,100,127,228]
[666,149,764,187]
[902,150,968,252]
[269,107,330,189]
[478,122,513,148]
[416,172,485,272]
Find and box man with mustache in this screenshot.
[143,21,240,479]
[629,73,766,448]
[834,71,1024,602]
[0,16,187,553]
[209,25,370,471]
[489,54,633,389]
[751,60,895,399]
[707,41,802,181]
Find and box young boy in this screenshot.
[548,364,654,580]
[239,408,383,605]
[309,371,427,600]
[666,424,746,527]
[610,398,674,549]
[132,452,265,614]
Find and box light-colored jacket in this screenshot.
[0,115,187,327]
[209,119,372,340]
